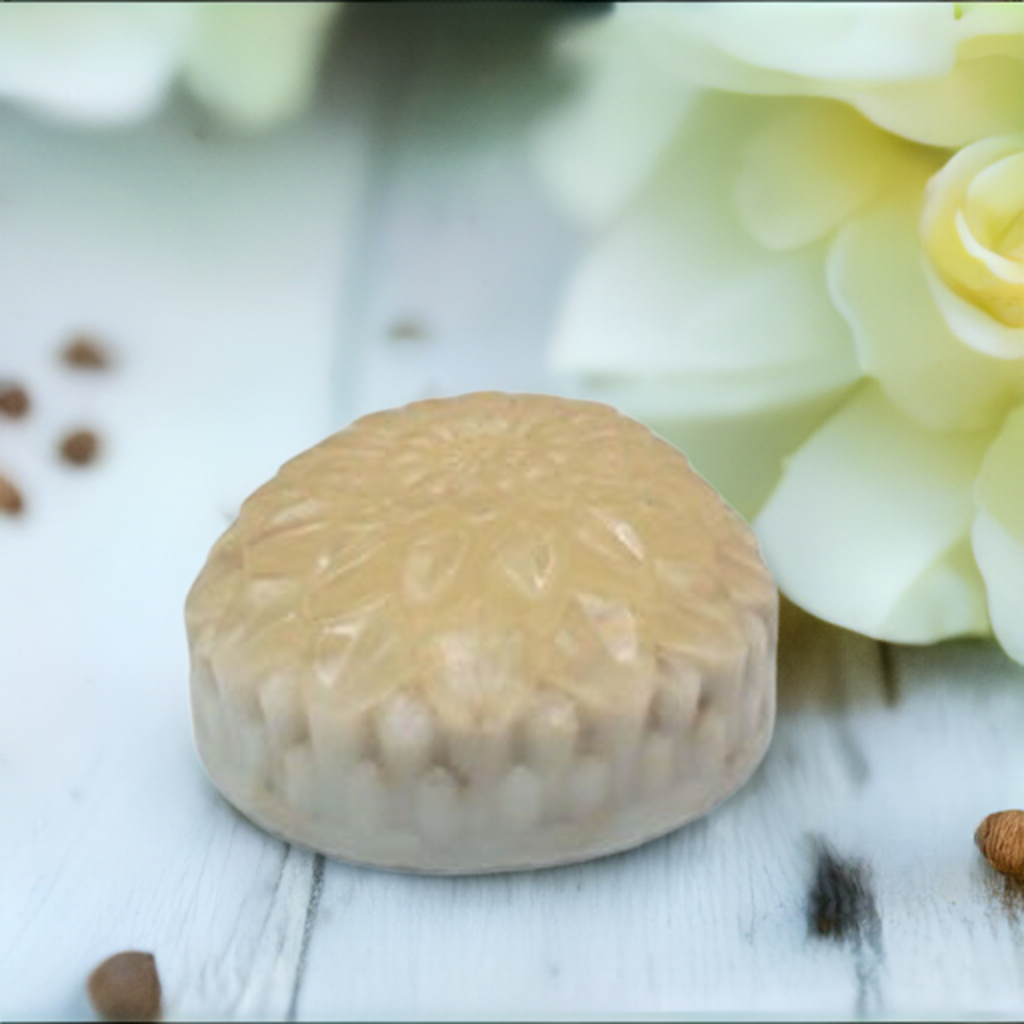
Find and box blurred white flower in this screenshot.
[0,2,341,130]
[536,2,1023,225]
[536,4,1024,663]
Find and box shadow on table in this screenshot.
[775,596,1012,713]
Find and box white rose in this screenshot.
[535,3,1023,225]
[536,7,1024,663]
[755,134,1023,661]
[0,2,342,130]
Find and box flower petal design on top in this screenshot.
[0,4,192,124]
[755,383,995,643]
[735,100,906,251]
[188,393,780,871]
[531,15,698,227]
[973,404,1024,664]
[827,181,1024,431]
[619,3,958,94]
[182,2,341,131]
[548,94,860,410]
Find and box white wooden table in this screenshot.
[3,8,1024,1020]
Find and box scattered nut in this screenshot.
[387,315,430,342]
[0,473,24,516]
[62,335,111,370]
[975,810,1024,879]
[86,951,161,1023]
[59,429,101,467]
[0,383,30,419]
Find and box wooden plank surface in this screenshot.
[3,7,1024,1020]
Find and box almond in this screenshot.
[975,809,1024,879]
[86,951,161,1022]
[62,335,111,370]
[0,383,30,419]
[59,429,100,467]
[0,474,24,516]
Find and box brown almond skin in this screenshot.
[62,336,111,370]
[0,383,30,418]
[87,951,161,1023]
[0,474,24,516]
[975,810,1024,879]
[59,429,100,467]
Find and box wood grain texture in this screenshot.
[3,7,1024,1021]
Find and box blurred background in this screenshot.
[0,3,602,725]
[0,2,599,527]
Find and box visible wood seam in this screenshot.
[287,854,326,1022]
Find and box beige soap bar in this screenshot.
[186,392,777,873]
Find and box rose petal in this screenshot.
[532,17,698,227]
[957,209,1024,284]
[881,536,990,642]
[755,383,995,642]
[956,3,1024,57]
[921,136,1024,323]
[183,2,340,130]
[551,235,859,407]
[972,512,1024,665]
[849,53,1024,148]
[925,262,1024,359]
[549,94,859,406]
[681,3,958,84]
[827,186,1024,431]
[0,4,192,124]
[605,6,832,97]
[735,100,904,251]
[836,4,1024,148]
[921,136,1024,242]
[971,401,1024,665]
[628,3,958,88]
[964,153,1024,249]
[975,404,1024,542]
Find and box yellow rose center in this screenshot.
[923,141,1024,329]
[999,209,1024,262]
